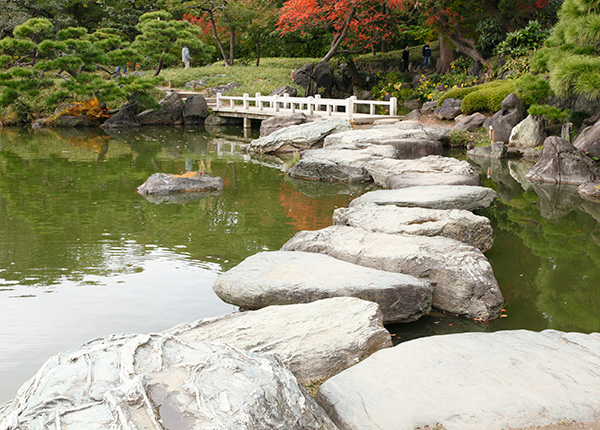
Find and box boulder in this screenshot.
[454,112,487,131]
[491,141,508,159]
[421,101,438,114]
[164,297,393,383]
[281,226,503,320]
[434,98,463,120]
[293,63,315,96]
[260,113,311,137]
[182,94,209,125]
[0,334,337,430]
[287,145,397,182]
[313,61,334,97]
[184,79,207,89]
[209,81,241,96]
[509,114,546,149]
[212,251,432,323]
[323,123,448,159]
[269,85,298,97]
[137,172,224,195]
[247,119,352,154]
[486,93,527,143]
[58,115,90,127]
[349,185,497,212]
[137,92,184,125]
[100,104,140,128]
[403,99,421,111]
[573,118,600,158]
[525,136,600,185]
[316,330,600,430]
[578,181,600,201]
[402,109,422,121]
[333,204,493,252]
[364,156,480,188]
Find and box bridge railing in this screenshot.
[215,93,398,117]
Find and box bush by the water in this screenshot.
[460,80,516,114]
[514,74,551,106]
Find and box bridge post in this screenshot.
[243,93,249,110]
[390,97,398,116]
[274,95,280,112]
[315,94,321,112]
[347,96,356,118]
[243,117,251,129]
[216,93,222,109]
[256,93,263,111]
[308,97,314,115]
[283,93,290,110]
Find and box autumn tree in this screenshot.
[277,0,398,62]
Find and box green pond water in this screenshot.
[1,126,599,402]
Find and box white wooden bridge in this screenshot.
[165,88,400,128]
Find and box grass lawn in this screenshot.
[159,57,321,97]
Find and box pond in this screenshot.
[1,125,599,403]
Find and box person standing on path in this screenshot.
[182,45,191,69]
[401,46,410,72]
[420,42,431,70]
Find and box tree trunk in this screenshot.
[436,34,454,74]
[206,9,230,66]
[321,4,356,62]
[153,57,164,77]
[229,25,235,65]
[438,16,488,66]
[255,41,261,67]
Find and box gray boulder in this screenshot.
[137,92,184,125]
[184,78,207,89]
[270,85,298,97]
[182,94,209,125]
[101,104,140,128]
[491,141,508,158]
[323,123,448,159]
[578,181,600,201]
[137,172,224,194]
[281,226,503,320]
[212,251,432,323]
[260,113,311,137]
[421,101,438,114]
[454,112,487,131]
[58,115,90,127]
[402,109,423,121]
[333,204,493,252]
[0,334,337,430]
[573,118,600,158]
[349,185,497,212]
[434,98,463,120]
[209,81,241,96]
[287,145,397,182]
[486,93,527,143]
[313,61,334,97]
[316,330,600,430]
[165,297,392,383]
[403,99,421,111]
[247,119,352,154]
[365,156,480,188]
[525,136,600,185]
[509,114,546,149]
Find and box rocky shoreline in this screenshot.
[2,97,600,429]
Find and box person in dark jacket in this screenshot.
[420,42,431,70]
[401,46,410,72]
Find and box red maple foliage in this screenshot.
[278,0,399,61]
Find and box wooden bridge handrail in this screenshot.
[215,92,397,117]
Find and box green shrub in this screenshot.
[496,21,551,57]
[528,103,569,121]
[529,47,552,73]
[515,74,551,106]
[449,129,489,148]
[461,80,516,113]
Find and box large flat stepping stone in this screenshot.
[333,204,493,252]
[281,226,503,320]
[287,145,397,182]
[165,297,392,383]
[316,330,600,430]
[349,185,497,211]
[212,251,432,323]
[323,124,445,159]
[246,118,352,153]
[365,156,480,188]
[0,334,337,430]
